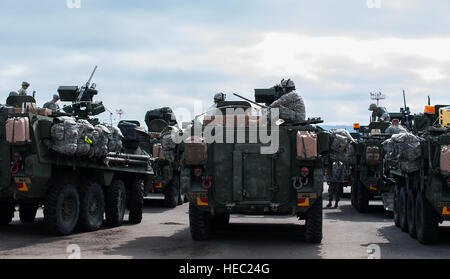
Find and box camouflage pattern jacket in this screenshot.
[371,107,390,122]
[269,91,306,122]
[385,125,407,135]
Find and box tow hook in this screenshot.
[292,177,308,190]
[201,176,212,190]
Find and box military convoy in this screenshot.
[0,69,153,235]
[181,88,328,243]
[1,67,448,248]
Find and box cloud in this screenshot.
[1,0,450,126]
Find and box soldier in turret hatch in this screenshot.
[268,79,306,123]
[369,103,390,122]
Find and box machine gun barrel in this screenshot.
[77,65,98,102]
[233,93,268,108]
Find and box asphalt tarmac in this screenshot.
[0,185,448,259]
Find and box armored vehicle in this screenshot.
[182,89,328,243]
[144,107,186,207]
[351,121,393,212]
[0,68,153,235]
[352,102,413,213]
[386,104,450,244]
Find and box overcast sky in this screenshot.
[1,0,449,125]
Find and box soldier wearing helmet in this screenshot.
[18,81,30,96]
[369,103,390,122]
[43,94,60,113]
[206,92,226,116]
[385,118,406,135]
[268,78,306,122]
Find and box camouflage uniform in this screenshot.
[43,101,60,112]
[385,124,406,135]
[269,91,306,122]
[328,182,341,203]
[18,88,28,96]
[371,107,390,122]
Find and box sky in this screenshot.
[1,0,450,126]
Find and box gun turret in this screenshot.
[400,90,412,129]
[57,66,105,120]
[254,85,283,106]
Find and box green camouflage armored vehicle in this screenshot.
[351,121,393,212]
[144,107,186,207]
[0,68,153,235]
[352,103,413,213]
[385,104,450,244]
[182,89,328,243]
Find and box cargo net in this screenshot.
[45,117,123,159]
[160,126,180,162]
[383,132,422,173]
[327,129,356,164]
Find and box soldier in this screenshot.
[369,103,390,122]
[385,118,407,135]
[18,81,30,96]
[269,79,306,122]
[206,92,226,116]
[43,94,60,112]
[327,161,345,208]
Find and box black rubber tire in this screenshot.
[128,178,144,224]
[356,180,369,213]
[407,188,417,239]
[189,203,212,241]
[164,175,180,208]
[212,213,230,227]
[415,193,439,244]
[351,177,358,207]
[305,196,323,243]
[393,184,401,228]
[19,203,39,224]
[44,183,80,235]
[399,187,408,232]
[78,182,105,232]
[105,180,126,227]
[0,203,15,226]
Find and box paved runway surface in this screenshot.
[0,185,448,259]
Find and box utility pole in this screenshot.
[116,109,125,120]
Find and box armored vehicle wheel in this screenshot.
[393,184,400,227]
[356,180,369,213]
[164,174,180,208]
[105,180,126,227]
[128,178,144,224]
[351,178,358,207]
[399,187,408,232]
[44,183,80,235]
[189,203,212,241]
[415,193,439,244]
[0,203,15,226]
[19,203,39,224]
[305,196,323,243]
[212,213,230,227]
[78,182,105,232]
[407,188,417,239]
